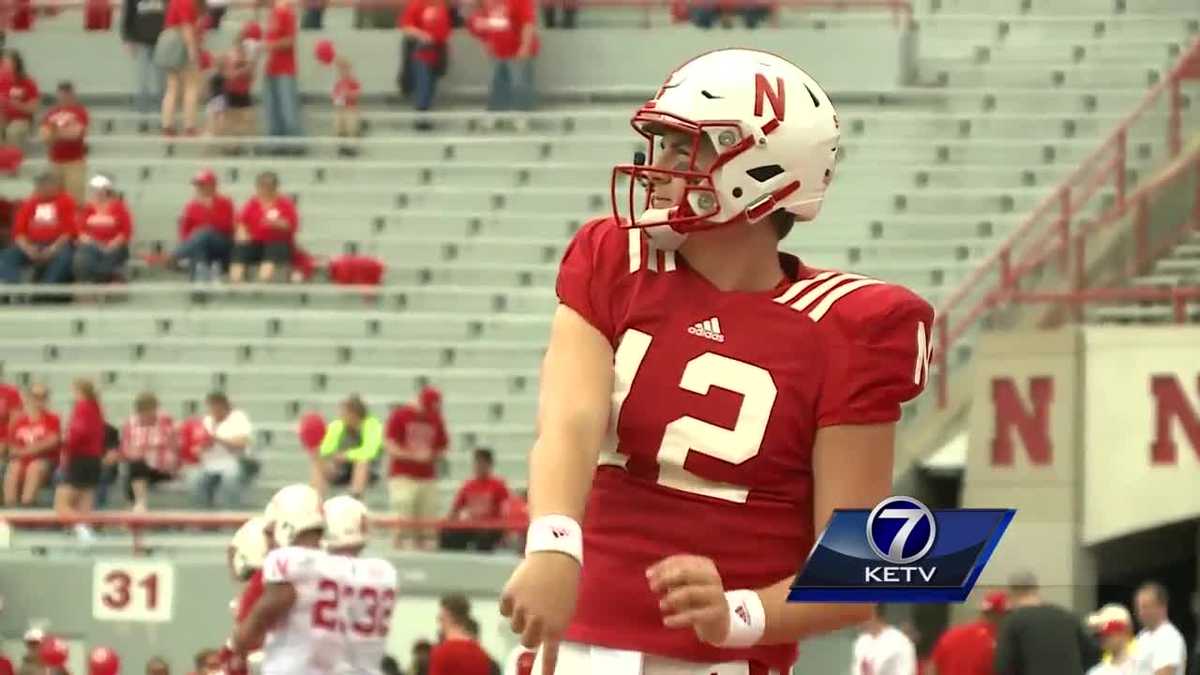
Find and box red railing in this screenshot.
[934,37,1200,408]
[0,510,528,554]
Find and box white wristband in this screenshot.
[524,515,583,565]
[717,589,766,648]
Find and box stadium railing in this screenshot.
[0,510,528,554]
[934,37,1200,408]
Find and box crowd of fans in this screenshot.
[0,376,524,552]
[852,572,1192,675]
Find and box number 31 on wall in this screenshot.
[92,561,175,623]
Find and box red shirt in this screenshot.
[400,0,452,64]
[429,638,492,675]
[554,218,934,670]
[179,194,236,240]
[0,384,22,448]
[65,398,106,458]
[2,76,39,121]
[239,196,298,243]
[121,412,179,473]
[78,200,133,245]
[222,54,254,96]
[264,4,297,77]
[930,621,997,675]
[164,0,196,27]
[41,104,89,163]
[332,76,361,108]
[467,0,538,60]
[386,405,447,479]
[451,476,510,520]
[14,193,77,245]
[9,411,61,459]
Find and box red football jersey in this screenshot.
[556,218,934,670]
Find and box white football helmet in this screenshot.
[322,495,369,550]
[229,516,269,580]
[612,48,840,250]
[267,483,324,547]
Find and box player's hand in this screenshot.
[500,551,580,675]
[646,554,731,645]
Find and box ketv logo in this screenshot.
[789,496,1014,603]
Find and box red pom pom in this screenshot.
[39,636,68,667]
[240,20,262,41]
[314,39,336,65]
[297,413,326,454]
[88,646,120,675]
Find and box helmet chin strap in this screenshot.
[639,207,689,251]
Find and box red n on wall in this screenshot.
[1149,375,1200,464]
[990,377,1054,466]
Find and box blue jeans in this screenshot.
[73,243,128,283]
[0,243,74,284]
[132,43,165,114]
[413,59,437,112]
[193,467,241,509]
[488,58,536,111]
[263,75,302,137]
[173,228,232,280]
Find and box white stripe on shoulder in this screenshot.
[663,250,677,272]
[789,273,865,312]
[806,278,884,322]
[627,229,641,274]
[772,271,838,304]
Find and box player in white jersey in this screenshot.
[323,495,399,675]
[234,483,344,675]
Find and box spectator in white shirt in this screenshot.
[1134,582,1187,675]
[1085,603,1141,675]
[194,391,253,509]
[852,604,917,675]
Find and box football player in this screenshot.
[233,483,340,675]
[500,48,935,674]
[322,495,399,675]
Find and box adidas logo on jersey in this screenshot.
[687,318,725,343]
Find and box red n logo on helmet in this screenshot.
[753,74,785,121]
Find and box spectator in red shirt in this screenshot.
[2,383,59,507]
[930,591,1007,675]
[467,0,538,112]
[400,0,451,129]
[217,42,256,138]
[161,169,236,281]
[332,56,361,148]
[0,50,39,146]
[73,174,133,284]
[54,378,106,542]
[430,594,493,675]
[386,385,448,550]
[229,171,299,283]
[263,0,301,139]
[0,377,23,459]
[442,447,510,552]
[158,0,203,135]
[119,391,179,512]
[0,172,76,285]
[39,82,90,203]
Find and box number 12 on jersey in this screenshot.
[604,328,779,504]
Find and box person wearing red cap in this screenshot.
[930,591,1008,675]
[385,386,448,550]
[165,169,235,281]
[1084,604,1139,675]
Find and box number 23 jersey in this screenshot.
[556,218,936,670]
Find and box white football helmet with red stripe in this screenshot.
[322,495,368,550]
[612,48,840,250]
[229,516,269,580]
[266,483,324,547]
